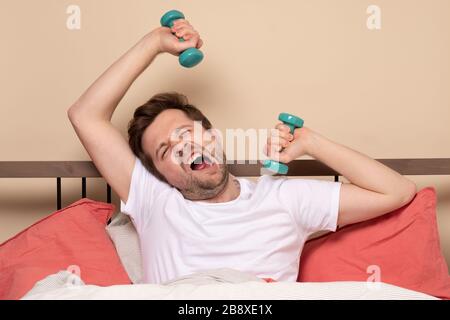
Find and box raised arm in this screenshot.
[267,125,417,227]
[67,21,203,203]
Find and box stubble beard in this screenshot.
[180,155,230,201]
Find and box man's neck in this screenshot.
[203,174,241,203]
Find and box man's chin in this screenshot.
[180,165,229,201]
[194,167,226,187]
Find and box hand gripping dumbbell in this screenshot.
[160,10,204,68]
[262,113,304,174]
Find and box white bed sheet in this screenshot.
[22,271,437,300]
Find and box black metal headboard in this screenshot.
[1,159,449,210]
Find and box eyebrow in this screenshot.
[155,124,193,160]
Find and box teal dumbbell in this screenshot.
[262,113,304,174]
[160,10,204,68]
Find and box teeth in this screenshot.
[203,155,212,164]
[185,150,218,169]
[187,152,203,165]
[194,155,203,164]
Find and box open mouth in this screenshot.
[190,154,213,171]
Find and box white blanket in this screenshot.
[22,271,437,300]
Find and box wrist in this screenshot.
[141,29,163,56]
[302,127,321,158]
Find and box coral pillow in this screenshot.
[0,198,131,299]
[298,187,450,299]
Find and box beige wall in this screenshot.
[1,0,449,268]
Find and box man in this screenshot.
[68,19,416,283]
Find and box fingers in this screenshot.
[275,123,291,135]
[266,133,288,158]
[170,19,203,49]
[263,144,291,164]
[264,125,295,163]
[268,128,293,148]
[267,136,288,151]
[172,26,194,39]
[170,20,195,40]
[172,19,190,28]
[195,38,203,49]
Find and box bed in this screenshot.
[1,158,450,300]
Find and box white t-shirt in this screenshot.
[120,157,341,284]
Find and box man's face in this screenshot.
[142,109,229,200]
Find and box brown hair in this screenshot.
[127,92,212,181]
